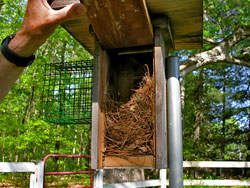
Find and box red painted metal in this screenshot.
[45,170,93,175]
[43,154,94,188]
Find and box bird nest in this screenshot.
[104,66,155,157]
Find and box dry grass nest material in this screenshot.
[104,66,155,157]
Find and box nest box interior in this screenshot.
[102,51,155,168]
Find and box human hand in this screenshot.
[8,0,87,57]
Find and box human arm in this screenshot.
[0,0,87,103]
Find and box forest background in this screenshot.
[0,0,249,187]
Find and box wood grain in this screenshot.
[91,40,109,169]
[50,0,203,53]
[103,156,155,168]
[147,0,203,50]
[86,0,153,49]
[154,28,167,169]
[97,44,109,169]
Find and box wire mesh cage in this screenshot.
[41,60,93,124]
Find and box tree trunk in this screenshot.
[103,169,145,185]
[221,70,226,160]
[54,124,60,171]
[245,119,250,177]
[193,69,204,178]
[194,69,204,147]
[180,78,185,134]
[0,3,4,12]
[85,124,91,168]
[2,133,5,162]
[73,125,78,155]
[244,78,250,177]
[78,126,85,167]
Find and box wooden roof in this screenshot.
[50,0,203,54]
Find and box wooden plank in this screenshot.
[98,44,109,169]
[86,0,153,49]
[62,16,95,53]
[183,161,250,168]
[50,0,203,53]
[154,28,167,169]
[91,40,101,169]
[103,156,155,168]
[147,0,203,50]
[91,40,109,169]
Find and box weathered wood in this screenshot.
[154,28,167,169]
[152,17,175,51]
[91,40,100,169]
[147,0,203,50]
[86,0,153,49]
[117,45,153,55]
[91,40,109,169]
[103,156,155,168]
[98,46,109,169]
[50,0,203,53]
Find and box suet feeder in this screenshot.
[41,60,93,125]
[49,0,203,171]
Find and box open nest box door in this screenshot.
[49,0,203,169]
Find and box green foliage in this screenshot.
[0,2,92,186]
[0,0,249,185]
[183,63,249,162]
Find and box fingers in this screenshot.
[53,3,87,23]
[42,0,53,10]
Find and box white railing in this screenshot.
[100,161,250,188]
[1,161,249,187]
[103,179,250,187]
[0,161,44,188]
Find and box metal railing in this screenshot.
[0,161,44,188]
[44,154,94,188]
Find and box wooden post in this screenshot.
[154,28,168,169]
[91,40,109,169]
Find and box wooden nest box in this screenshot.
[50,0,203,169]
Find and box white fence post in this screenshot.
[160,169,167,188]
[36,161,44,188]
[94,169,103,188]
[30,173,36,188]
[0,162,44,188]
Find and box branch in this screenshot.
[180,53,250,76]
[225,56,250,67]
[180,46,227,76]
[220,25,250,49]
[180,25,250,76]
[203,37,219,45]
